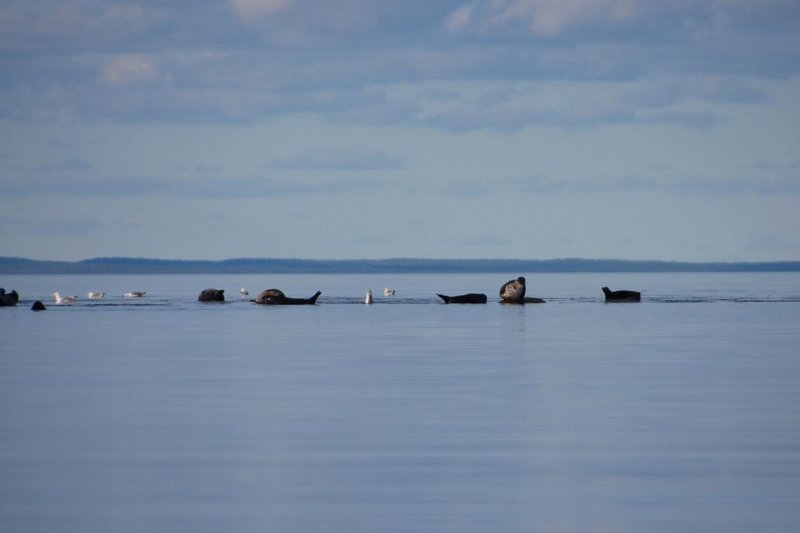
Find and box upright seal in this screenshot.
[499,277,526,303]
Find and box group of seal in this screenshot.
[437,276,530,305]
[197,287,323,305]
[1,287,46,310]
[438,276,544,304]
[3,280,641,310]
[440,279,640,304]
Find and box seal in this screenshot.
[254,289,285,303]
[254,289,321,305]
[437,293,487,304]
[499,277,526,303]
[0,288,19,307]
[198,288,225,302]
[31,300,47,311]
[522,297,546,304]
[602,286,641,302]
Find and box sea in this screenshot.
[1,272,799,533]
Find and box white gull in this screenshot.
[124,291,146,298]
[53,292,78,304]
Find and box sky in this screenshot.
[1,0,799,262]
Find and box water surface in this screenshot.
[2,273,799,532]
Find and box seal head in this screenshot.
[499,277,526,303]
[198,288,225,302]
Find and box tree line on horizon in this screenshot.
[1,256,799,274]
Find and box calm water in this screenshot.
[1,273,799,532]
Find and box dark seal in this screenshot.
[437,293,487,304]
[0,288,19,307]
[499,277,526,303]
[254,289,322,305]
[602,286,641,302]
[522,297,546,304]
[198,288,225,302]
[31,300,47,311]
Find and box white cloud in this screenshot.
[491,0,646,37]
[444,3,475,34]
[101,55,157,86]
[537,0,635,36]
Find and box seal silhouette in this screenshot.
[198,288,225,302]
[602,286,641,302]
[255,289,321,305]
[437,293,487,304]
[0,288,19,307]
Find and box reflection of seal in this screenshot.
[602,286,641,302]
[437,293,487,304]
[198,288,225,302]
[0,288,19,306]
[255,289,321,305]
[31,300,47,311]
[499,277,526,303]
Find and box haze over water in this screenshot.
[1,272,799,532]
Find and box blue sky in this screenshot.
[1,0,799,261]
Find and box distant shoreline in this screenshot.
[2,256,800,275]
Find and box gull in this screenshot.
[365,289,373,304]
[53,292,78,304]
[384,288,396,296]
[87,291,105,299]
[124,291,146,298]
[240,288,249,298]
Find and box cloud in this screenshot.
[636,109,720,129]
[503,0,644,38]
[457,234,512,247]
[0,1,798,129]
[0,214,106,236]
[619,77,767,109]
[438,181,493,198]
[444,0,652,38]
[500,174,800,196]
[265,150,406,171]
[444,3,474,34]
[2,175,390,199]
[101,55,158,86]
[445,0,800,41]
[0,3,160,55]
